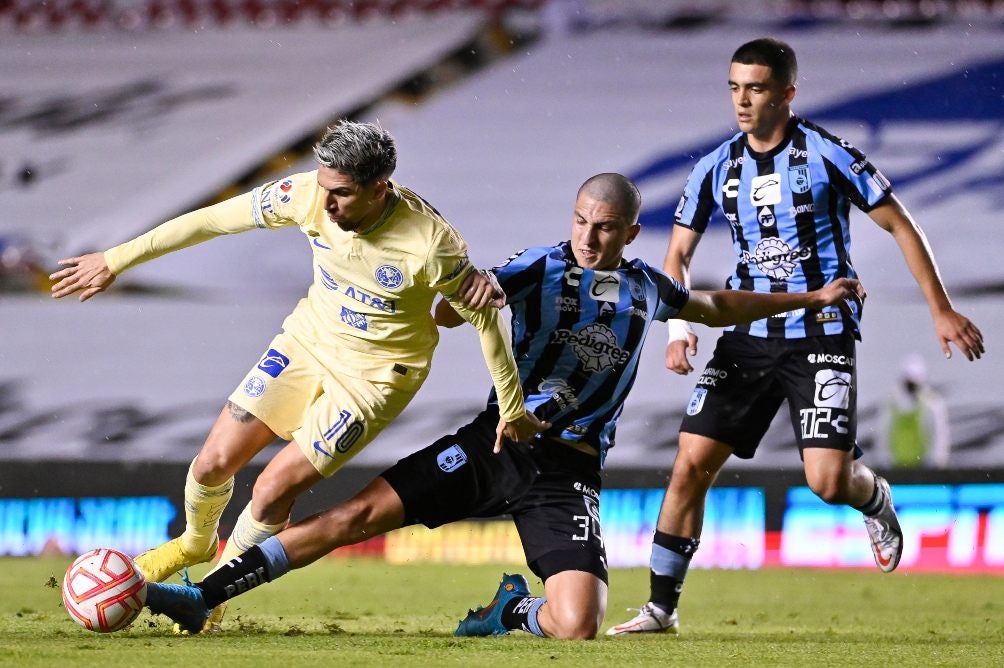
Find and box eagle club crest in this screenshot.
[375,264,404,289]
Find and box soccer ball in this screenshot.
[62,548,147,633]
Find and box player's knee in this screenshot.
[669,457,716,496]
[191,450,238,485]
[340,496,376,532]
[543,602,601,640]
[547,613,599,640]
[250,473,296,523]
[807,473,850,505]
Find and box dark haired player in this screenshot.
[607,38,984,636]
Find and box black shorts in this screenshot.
[679,332,861,460]
[381,407,608,584]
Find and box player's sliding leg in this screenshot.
[202,502,287,631]
[455,574,535,637]
[607,434,730,636]
[455,570,606,639]
[144,477,406,633]
[200,440,324,630]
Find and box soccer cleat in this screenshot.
[144,581,211,635]
[864,475,903,573]
[134,535,219,583]
[454,573,530,637]
[605,602,679,635]
[203,602,228,633]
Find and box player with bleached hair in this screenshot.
[139,172,865,639]
[51,120,545,630]
[607,38,984,636]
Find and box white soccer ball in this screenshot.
[62,548,147,633]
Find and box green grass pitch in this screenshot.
[2,557,1001,666]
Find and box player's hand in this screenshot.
[458,269,506,310]
[494,412,551,454]
[665,319,698,375]
[814,277,865,315]
[932,309,984,361]
[49,253,116,302]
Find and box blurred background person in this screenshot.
[878,354,950,469]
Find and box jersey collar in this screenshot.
[743,115,799,161]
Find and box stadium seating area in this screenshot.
[4,0,1004,33]
[0,0,542,31]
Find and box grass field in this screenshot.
[2,557,1002,667]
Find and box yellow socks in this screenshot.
[180,458,234,555]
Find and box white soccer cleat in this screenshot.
[605,602,679,636]
[863,476,903,573]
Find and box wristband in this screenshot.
[667,319,694,344]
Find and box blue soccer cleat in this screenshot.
[144,577,211,635]
[454,573,530,637]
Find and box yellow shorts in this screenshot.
[228,331,427,477]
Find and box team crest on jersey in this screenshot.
[789,165,811,194]
[437,444,468,473]
[375,264,404,289]
[687,388,708,416]
[243,376,266,398]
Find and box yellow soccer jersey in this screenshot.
[104,171,524,421]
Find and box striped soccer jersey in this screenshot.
[675,116,892,339]
[489,242,689,464]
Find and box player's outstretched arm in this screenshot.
[680,277,865,327]
[51,191,265,304]
[49,252,116,302]
[868,195,984,361]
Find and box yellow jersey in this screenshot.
[104,171,524,421]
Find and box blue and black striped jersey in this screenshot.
[675,116,891,339]
[487,241,689,465]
